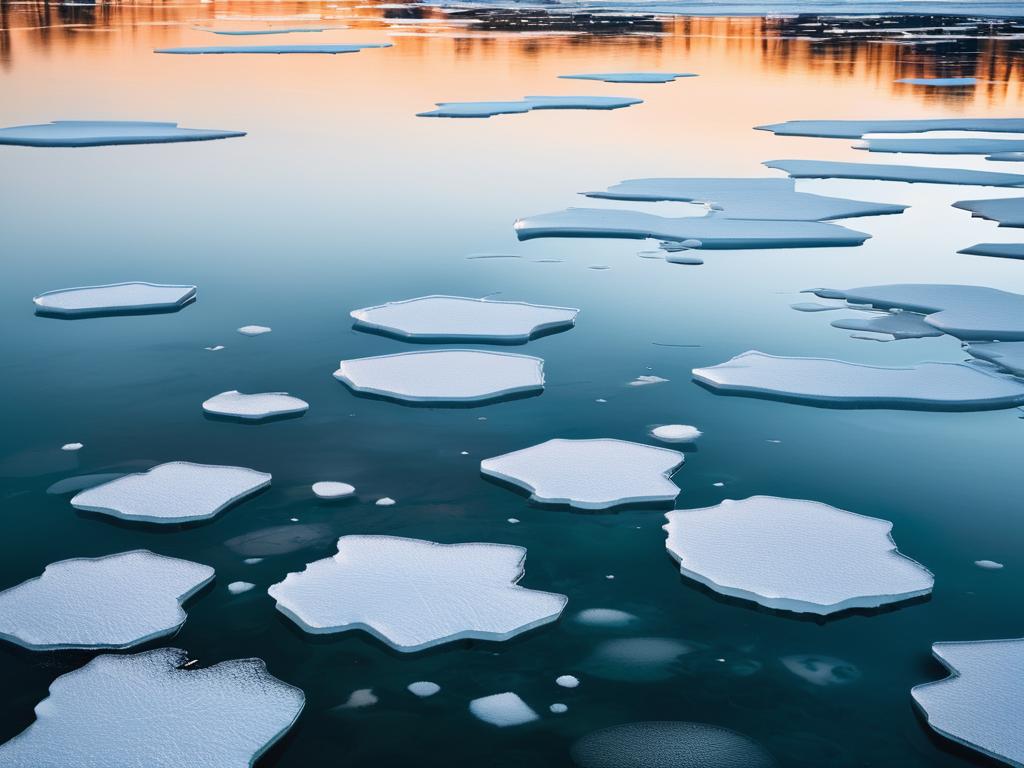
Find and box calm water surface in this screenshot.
[1,3,1023,766]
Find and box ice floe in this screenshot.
[896,77,977,86]
[586,177,907,220]
[71,461,271,524]
[334,350,545,404]
[376,497,396,506]
[559,72,696,83]
[514,208,869,248]
[556,675,580,688]
[418,95,642,118]
[238,325,271,335]
[33,282,196,317]
[350,295,578,342]
[664,496,933,614]
[61,443,83,451]
[765,159,1024,187]
[782,655,862,686]
[571,721,776,768]
[630,375,669,386]
[312,481,356,499]
[959,243,1024,260]
[198,26,343,35]
[0,648,304,767]
[0,120,244,148]
[156,43,392,54]
[339,689,377,709]
[550,703,568,713]
[965,342,1024,376]
[757,118,1024,139]
[861,138,1024,155]
[228,581,255,595]
[953,196,1024,227]
[408,681,441,697]
[481,438,683,510]
[693,351,1024,410]
[911,638,1024,767]
[975,559,1004,569]
[202,391,309,421]
[989,151,1024,162]
[650,424,702,443]
[575,608,637,627]
[469,692,538,727]
[0,551,213,651]
[830,312,943,340]
[268,536,567,651]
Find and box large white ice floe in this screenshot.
[312,481,356,499]
[417,95,642,118]
[571,721,776,768]
[202,391,309,421]
[71,461,271,524]
[33,282,196,317]
[586,177,907,220]
[267,536,567,651]
[0,120,244,147]
[334,350,545,404]
[809,284,1024,341]
[350,296,578,342]
[965,341,1024,376]
[155,43,391,54]
[911,638,1024,768]
[514,208,870,248]
[469,692,539,727]
[953,197,1024,227]
[765,159,1024,187]
[860,138,1024,156]
[559,72,696,83]
[756,118,1024,139]
[480,438,683,510]
[663,496,934,615]
[0,551,213,650]
[0,648,304,768]
[959,243,1024,260]
[896,77,977,86]
[693,351,1024,410]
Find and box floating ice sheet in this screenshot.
[896,77,978,86]
[408,681,440,697]
[469,692,538,727]
[514,208,869,248]
[350,296,578,342]
[481,438,683,510]
[765,159,1024,187]
[0,120,244,148]
[268,536,567,651]
[953,197,1024,227]
[664,496,934,614]
[693,351,1024,410]
[959,243,1024,260]
[312,481,356,499]
[418,95,642,118]
[238,324,271,335]
[911,638,1024,768]
[757,118,1024,139]
[861,138,1024,155]
[71,461,271,524]
[830,312,943,340]
[334,350,544,404]
[989,151,1024,161]
[0,551,213,650]
[965,341,1024,376]
[33,282,196,317]
[559,72,696,83]
[650,424,702,443]
[586,177,907,220]
[0,648,304,767]
[571,721,776,768]
[155,43,391,54]
[202,391,309,421]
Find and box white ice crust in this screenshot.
[267,535,567,652]
[480,438,683,510]
[202,391,309,420]
[664,496,934,614]
[469,692,539,727]
[650,424,702,443]
[0,551,213,650]
[71,461,271,523]
[312,481,356,499]
[33,282,196,316]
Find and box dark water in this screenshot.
[1,3,1022,766]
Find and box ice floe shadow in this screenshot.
[337,383,543,409]
[202,410,308,425]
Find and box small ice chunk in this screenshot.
[959,243,1024,260]
[267,536,567,652]
[830,311,943,340]
[203,391,308,421]
[408,681,441,697]
[0,551,213,650]
[205,345,224,351]
[481,438,684,510]
[556,675,580,688]
[791,301,842,312]
[313,482,356,499]
[244,558,263,565]
[629,375,669,386]
[418,95,642,118]
[238,325,272,335]
[782,655,861,685]
[650,424,701,443]
[228,581,255,595]
[575,608,637,627]
[571,721,776,768]
[559,72,696,83]
[469,692,538,727]
[693,351,1024,410]
[156,43,391,54]
[33,282,196,317]
[974,560,1004,569]
[61,443,84,451]
[912,638,1024,767]
[375,497,396,506]
[664,496,934,614]
[71,461,271,524]
[339,689,377,708]
[550,703,568,713]
[335,350,544,404]
[756,118,1024,139]
[765,159,1024,188]
[896,77,977,86]
[953,196,1024,227]
[507,518,520,524]
[351,295,578,342]
[0,649,304,766]
[0,120,243,148]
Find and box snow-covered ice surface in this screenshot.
[765,159,1024,187]
[469,692,538,727]
[0,648,304,767]
[71,461,271,523]
[558,72,696,83]
[202,390,309,420]
[650,424,702,443]
[481,438,683,509]
[312,481,356,499]
[0,120,244,147]
[418,95,642,118]
[155,43,392,54]
[953,197,1024,227]
[693,351,1024,410]
[586,177,907,220]
[965,341,1024,376]
[861,138,1024,156]
[570,721,776,768]
[267,535,567,651]
[895,77,977,86]
[959,243,1024,260]
[556,674,580,688]
[757,118,1024,139]
[514,208,870,248]
[228,581,255,595]
[408,681,441,697]
[334,350,545,404]
[33,282,196,317]
[911,638,1024,768]
[350,295,578,342]
[0,550,213,650]
[664,496,934,615]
